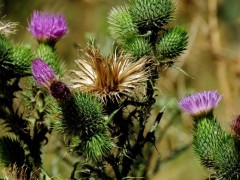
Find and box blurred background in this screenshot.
[0,0,239,179]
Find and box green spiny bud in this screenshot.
[129,0,174,33]
[123,36,152,58]
[156,27,188,59]
[0,34,14,77]
[193,118,222,168]
[70,131,114,161]
[0,35,32,78]
[0,136,25,167]
[108,6,138,43]
[35,43,65,76]
[193,117,240,179]
[60,92,105,137]
[10,44,33,75]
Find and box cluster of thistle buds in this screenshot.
[179,91,240,179]
[0,0,191,179]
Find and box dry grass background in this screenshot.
[0,0,240,179]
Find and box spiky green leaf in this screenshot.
[0,136,25,167]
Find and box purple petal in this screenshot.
[32,58,56,87]
[28,10,68,42]
[179,90,223,116]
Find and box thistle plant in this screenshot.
[179,91,240,179]
[0,0,189,179]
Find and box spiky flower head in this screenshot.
[28,10,68,43]
[32,58,56,88]
[60,92,105,137]
[69,44,149,103]
[129,0,174,33]
[123,36,152,59]
[230,115,240,137]
[156,27,188,59]
[108,6,138,43]
[179,90,222,117]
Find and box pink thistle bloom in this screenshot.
[179,91,222,116]
[28,10,68,42]
[32,58,56,88]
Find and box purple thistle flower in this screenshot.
[28,10,68,42]
[178,90,223,116]
[32,58,56,87]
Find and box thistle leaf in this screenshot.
[0,136,25,167]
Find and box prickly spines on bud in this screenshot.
[156,27,188,59]
[123,36,152,59]
[0,34,14,76]
[108,6,138,43]
[193,117,240,179]
[129,0,174,33]
[193,118,222,168]
[60,91,105,137]
[70,131,114,161]
[11,44,33,75]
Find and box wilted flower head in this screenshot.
[28,10,68,43]
[32,58,56,88]
[0,20,19,36]
[50,81,71,102]
[179,90,222,117]
[230,115,240,137]
[69,44,149,103]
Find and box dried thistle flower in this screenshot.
[2,164,39,180]
[0,20,19,36]
[69,45,149,103]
